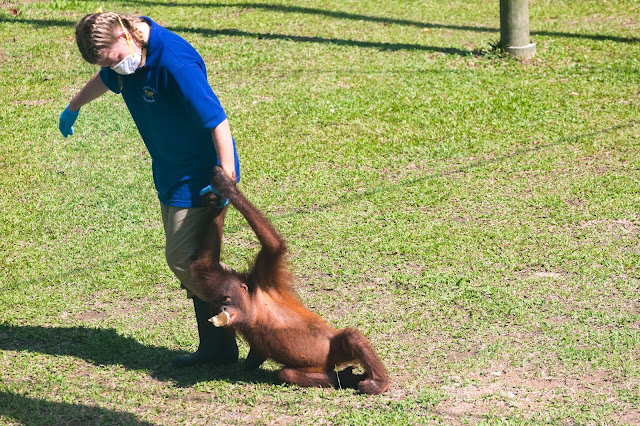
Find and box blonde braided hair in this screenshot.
[75,12,147,64]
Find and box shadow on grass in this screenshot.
[0,324,278,388]
[0,390,155,426]
[283,119,640,216]
[0,16,473,55]
[176,26,474,55]
[2,9,635,58]
[112,0,640,44]
[0,16,75,28]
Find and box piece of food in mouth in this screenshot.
[209,311,230,327]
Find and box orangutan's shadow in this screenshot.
[0,324,278,388]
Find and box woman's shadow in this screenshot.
[0,390,156,426]
[0,323,278,387]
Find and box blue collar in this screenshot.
[141,17,160,70]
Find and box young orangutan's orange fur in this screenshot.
[191,168,390,395]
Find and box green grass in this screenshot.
[1,0,639,423]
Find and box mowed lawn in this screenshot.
[1,0,639,424]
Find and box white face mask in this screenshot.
[111,52,142,75]
[111,16,142,75]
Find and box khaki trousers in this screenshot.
[160,203,216,299]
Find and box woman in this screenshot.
[59,11,240,368]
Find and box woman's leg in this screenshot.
[160,202,238,367]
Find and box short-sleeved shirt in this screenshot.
[99,17,240,207]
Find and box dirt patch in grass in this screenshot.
[436,367,639,422]
[515,267,570,281]
[11,99,51,106]
[74,289,188,327]
[577,218,638,237]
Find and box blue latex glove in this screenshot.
[59,104,79,138]
[200,185,229,208]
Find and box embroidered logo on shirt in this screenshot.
[142,86,156,103]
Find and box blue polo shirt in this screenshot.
[99,17,240,207]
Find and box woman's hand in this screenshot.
[59,104,80,138]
